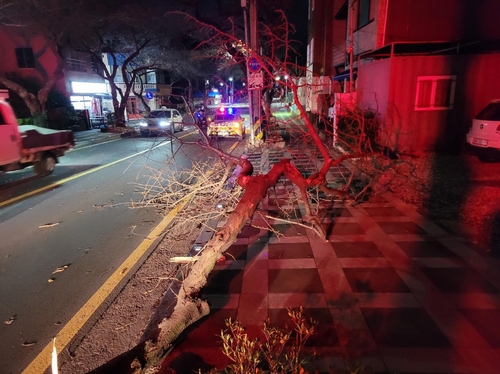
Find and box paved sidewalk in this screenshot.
[160,143,500,373]
[72,120,142,149]
[72,130,123,149]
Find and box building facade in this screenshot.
[308,0,500,152]
[0,26,172,127]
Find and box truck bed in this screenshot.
[19,125,74,153]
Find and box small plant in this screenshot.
[216,307,318,374]
[220,318,262,373]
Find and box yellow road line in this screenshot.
[23,153,205,374]
[1,151,151,208]
[71,137,121,151]
[0,132,196,208]
[19,131,227,373]
[228,141,239,153]
[22,195,191,374]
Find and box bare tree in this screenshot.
[159,48,218,107]
[69,2,168,127]
[0,0,84,126]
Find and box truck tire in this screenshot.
[34,155,56,176]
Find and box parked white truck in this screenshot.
[0,99,74,176]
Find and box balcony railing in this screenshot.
[66,58,87,72]
[115,83,171,96]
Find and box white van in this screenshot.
[466,99,500,162]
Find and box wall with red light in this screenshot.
[385,0,500,44]
[0,26,66,96]
[357,53,500,153]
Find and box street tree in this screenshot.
[160,48,218,107]
[68,1,173,127]
[0,0,85,126]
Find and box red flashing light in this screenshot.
[218,107,225,113]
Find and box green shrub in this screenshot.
[47,107,80,130]
[17,117,34,126]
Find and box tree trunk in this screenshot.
[203,86,208,109]
[90,159,312,373]
[0,77,47,126]
[188,79,193,106]
[32,111,47,127]
[114,104,127,127]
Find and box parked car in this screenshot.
[139,109,184,137]
[207,107,245,140]
[466,99,500,162]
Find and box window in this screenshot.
[358,0,371,28]
[115,71,124,83]
[67,58,87,72]
[65,50,88,72]
[146,71,156,84]
[15,48,35,68]
[476,102,500,121]
[147,110,171,119]
[414,75,456,110]
[215,114,239,121]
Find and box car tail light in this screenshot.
[497,124,500,132]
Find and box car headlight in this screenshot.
[159,121,170,127]
[139,121,147,127]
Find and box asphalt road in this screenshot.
[0,127,236,373]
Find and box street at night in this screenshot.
[2,0,500,373]
[0,128,243,373]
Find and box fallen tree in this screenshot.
[86,11,379,374]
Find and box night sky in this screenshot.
[288,0,309,59]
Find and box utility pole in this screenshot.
[348,0,354,92]
[249,0,261,144]
[242,0,255,145]
[243,0,261,146]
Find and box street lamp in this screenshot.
[229,77,234,104]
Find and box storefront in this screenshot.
[69,81,113,118]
